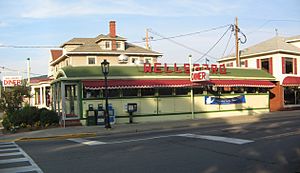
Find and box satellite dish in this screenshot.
[118,54,129,62]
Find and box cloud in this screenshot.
[0,21,8,27]
[19,0,240,19]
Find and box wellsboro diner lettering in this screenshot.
[144,63,227,74]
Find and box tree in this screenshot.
[0,85,31,114]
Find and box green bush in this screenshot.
[21,106,40,126]
[39,108,59,127]
[2,116,11,130]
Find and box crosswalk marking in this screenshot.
[0,142,43,173]
[176,133,254,145]
[67,133,254,146]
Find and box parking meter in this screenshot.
[127,103,137,123]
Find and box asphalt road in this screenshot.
[4,115,300,173]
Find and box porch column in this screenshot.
[61,82,66,127]
[39,87,43,106]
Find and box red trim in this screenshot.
[294,58,297,75]
[282,57,285,74]
[82,79,275,89]
[282,76,300,86]
[209,80,274,88]
[269,57,273,74]
[245,60,248,68]
[256,59,261,69]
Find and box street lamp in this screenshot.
[101,59,111,129]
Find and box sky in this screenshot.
[0,0,299,79]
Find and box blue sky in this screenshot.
[0,0,299,78]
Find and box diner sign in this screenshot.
[191,70,210,82]
[2,76,22,87]
[144,63,226,74]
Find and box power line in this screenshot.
[0,66,44,76]
[194,25,233,63]
[148,28,217,59]
[132,24,231,44]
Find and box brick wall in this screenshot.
[269,82,284,111]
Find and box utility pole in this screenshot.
[27,58,31,85]
[235,17,240,67]
[145,28,149,49]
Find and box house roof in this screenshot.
[55,66,275,81]
[285,35,300,43]
[50,50,63,61]
[60,35,161,55]
[219,35,300,61]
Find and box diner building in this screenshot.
[48,21,277,126]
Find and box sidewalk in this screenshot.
[1,110,300,142]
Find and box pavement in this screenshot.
[0,110,300,142]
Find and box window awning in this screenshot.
[282,76,300,86]
[208,80,275,88]
[83,79,275,89]
[83,79,194,89]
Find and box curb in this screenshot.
[0,133,96,142]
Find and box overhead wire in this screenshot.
[193,25,233,63]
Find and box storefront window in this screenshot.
[141,88,155,96]
[284,58,293,74]
[193,87,204,95]
[245,87,257,93]
[284,87,300,105]
[258,88,268,93]
[84,89,101,98]
[158,88,173,96]
[122,89,139,97]
[175,87,190,95]
[261,59,270,72]
[108,89,120,98]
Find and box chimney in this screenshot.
[109,21,116,38]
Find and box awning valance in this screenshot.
[83,79,193,89]
[282,76,300,86]
[208,80,275,88]
[83,79,275,90]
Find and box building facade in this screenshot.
[47,21,278,126]
[218,36,300,111]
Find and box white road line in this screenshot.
[0,165,41,173]
[0,157,28,164]
[0,151,22,156]
[16,142,44,173]
[0,148,19,152]
[68,135,176,146]
[0,142,44,173]
[0,144,16,148]
[177,133,254,145]
[67,138,107,145]
[0,142,14,145]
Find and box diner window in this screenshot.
[84,89,101,98]
[245,87,257,93]
[141,88,155,96]
[108,89,120,98]
[88,57,96,65]
[122,89,139,97]
[226,62,233,67]
[158,88,173,96]
[193,87,204,95]
[258,88,268,93]
[284,87,300,105]
[219,87,232,94]
[284,58,293,74]
[175,88,190,95]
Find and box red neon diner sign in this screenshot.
[144,63,226,74]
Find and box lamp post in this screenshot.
[101,59,111,129]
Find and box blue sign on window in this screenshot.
[205,95,246,105]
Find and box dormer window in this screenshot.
[116,42,121,49]
[105,41,110,49]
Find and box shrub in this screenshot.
[21,106,39,126]
[2,116,11,130]
[39,109,59,127]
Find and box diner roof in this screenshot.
[55,66,275,81]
